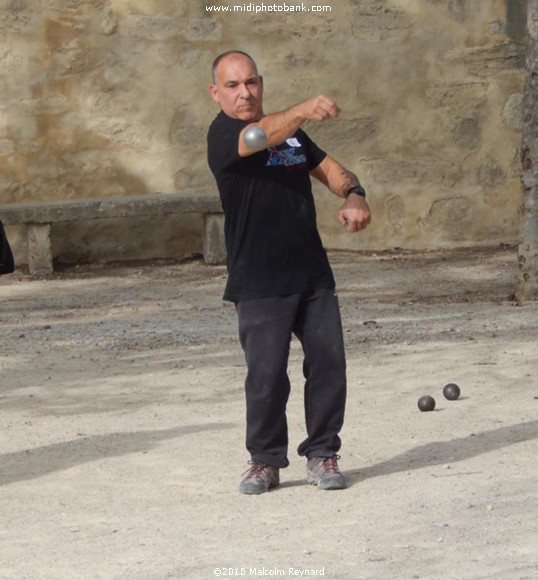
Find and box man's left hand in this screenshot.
[338,194,371,233]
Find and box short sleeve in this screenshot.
[207,112,249,174]
[296,129,327,170]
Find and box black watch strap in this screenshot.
[346,185,366,198]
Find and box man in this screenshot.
[207,50,371,494]
[0,220,15,275]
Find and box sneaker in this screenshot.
[306,455,347,490]
[239,461,280,495]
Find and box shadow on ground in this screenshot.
[0,422,235,486]
[280,420,538,490]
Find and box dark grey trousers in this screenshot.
[236,288,347,468]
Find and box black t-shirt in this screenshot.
[207,110,335,302]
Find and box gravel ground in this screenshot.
[1,246,537,580]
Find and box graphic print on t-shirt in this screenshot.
[266,136,307,169]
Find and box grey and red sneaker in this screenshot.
[306,455,347,490]
[239,461,280,495]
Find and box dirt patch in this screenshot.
[1,246,536,579]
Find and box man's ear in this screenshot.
[208,84,220,104]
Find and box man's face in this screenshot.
[209,54,264,121]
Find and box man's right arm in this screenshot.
[238,95,340,157]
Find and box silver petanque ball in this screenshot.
[243,125,268,150]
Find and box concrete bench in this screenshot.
[0,193,226,276]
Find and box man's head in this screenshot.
[209,50,264,121]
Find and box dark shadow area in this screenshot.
[346,420,538,485]
[280,420,538,490]
[0,422,235,486]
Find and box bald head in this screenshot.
[211,50,258,84]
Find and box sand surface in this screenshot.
[1,247,537,580]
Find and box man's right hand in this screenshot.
[297,95,341,122]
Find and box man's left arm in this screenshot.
[310,154,372,233]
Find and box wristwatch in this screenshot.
[346,185,366,198]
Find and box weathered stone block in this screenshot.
[359,158,463,188]
[351,1,415,41]
[120,14,181,40]
[49,39,99,77]
[426,82,489,109]
[27,223,53,276]
[428,197,469,223]
[479,161,506,188]
[0,8,39,34]
[203,213,226,265]
[385,195,405,233]
[306,118,378,146]
[446,42,527,76]
[120,15,219,41]
[168,108,207,148]
[503,93,523,130]
[453,117,481,149]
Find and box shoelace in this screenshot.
[243,461,272,480]
[319,455,341,473]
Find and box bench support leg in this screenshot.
[27,223,53,276]
[203,213,226,265]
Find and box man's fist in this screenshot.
[299,95,341,122]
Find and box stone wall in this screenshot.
[0,0,528,265]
